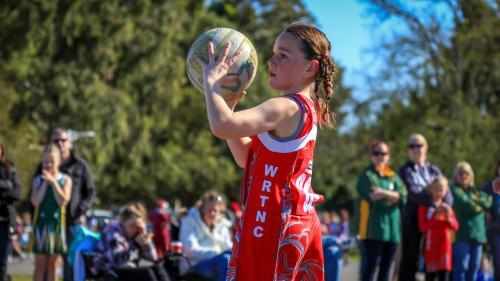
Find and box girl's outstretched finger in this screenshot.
[220,42,232,63]
[228,51,241,66]
[208,41,215,63]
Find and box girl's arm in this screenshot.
[199,42,300,139]
[226,137,252,168]
[30,177,47,207]
[51,175,72,206]
[223,92,252,168]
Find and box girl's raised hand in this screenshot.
[195,42,241,90]
[42,170,56,185]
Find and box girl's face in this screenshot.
[371,144,390,166]
[457,168,472,187]
[122,217,144,238]
[430,184,446,200]
[267,32,316,93]
[42,153,60,173]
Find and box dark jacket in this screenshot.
[398,160,452,225]
[0,162,22,232]
[33,151,96,225]
[482,178,500,234]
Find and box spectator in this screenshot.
[149,199,172,258]
[179,190,233,281]
[476,256,493,281]
[398,134,452,281]
[32,128,97,281]
[0,142,22,281]
[19,212,32,250]
[356,140,407,281]
[91,202,169,281]
[10,215,27,260]
[323,209,352,281]
[418,176,458,281]
[481,160,500,281]
[451,161,491,281]
[29,144,73,281]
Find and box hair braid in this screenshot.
[285,22,337,127]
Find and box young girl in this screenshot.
[197,22,335,280]
[418,176,458,281]
[30,144,73,281]
[91,202,168,281]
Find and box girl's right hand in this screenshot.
[195,42,241,90]
[41,170,55,185]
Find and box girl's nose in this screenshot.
[267,56,276,68]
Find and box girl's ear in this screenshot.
[305,59,319,79]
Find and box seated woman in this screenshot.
[91,202,169,281]
[179,190,233,281]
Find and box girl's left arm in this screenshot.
[226,137,251,168]
[51,176,72,206]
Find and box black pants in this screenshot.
[114,263,171,281]
[0,221,11,281]
[425,270,449,281]
[360,240,397,281]
[63,225,75,281]
[399,221,422,281]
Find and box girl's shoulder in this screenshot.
[59,173,72,184]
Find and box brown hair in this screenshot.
[0,142,12,172]
[120,202,148,222]
[284,22,336,127]
[370,140,391,155]
[196,190,226,211]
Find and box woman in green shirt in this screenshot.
[356,140,407,281]
[451,161,491,281]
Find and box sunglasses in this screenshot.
[53,138,68,143]
[372,151,388,157]
[408,143,423,149]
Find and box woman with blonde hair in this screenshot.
[451,161,491,281]
[179,190,233,281]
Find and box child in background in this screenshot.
[418,176,458,281]
[29,144,73,281]
[476,256,493,281]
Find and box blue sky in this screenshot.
[303,0,379,100]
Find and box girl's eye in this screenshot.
[280,53,287,58]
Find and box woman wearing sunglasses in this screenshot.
[356,140,407,281]
[398,133,452,281]
[451,161,491,281]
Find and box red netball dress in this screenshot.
[227,93,325,281]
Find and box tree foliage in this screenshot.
[0,0,497,211]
